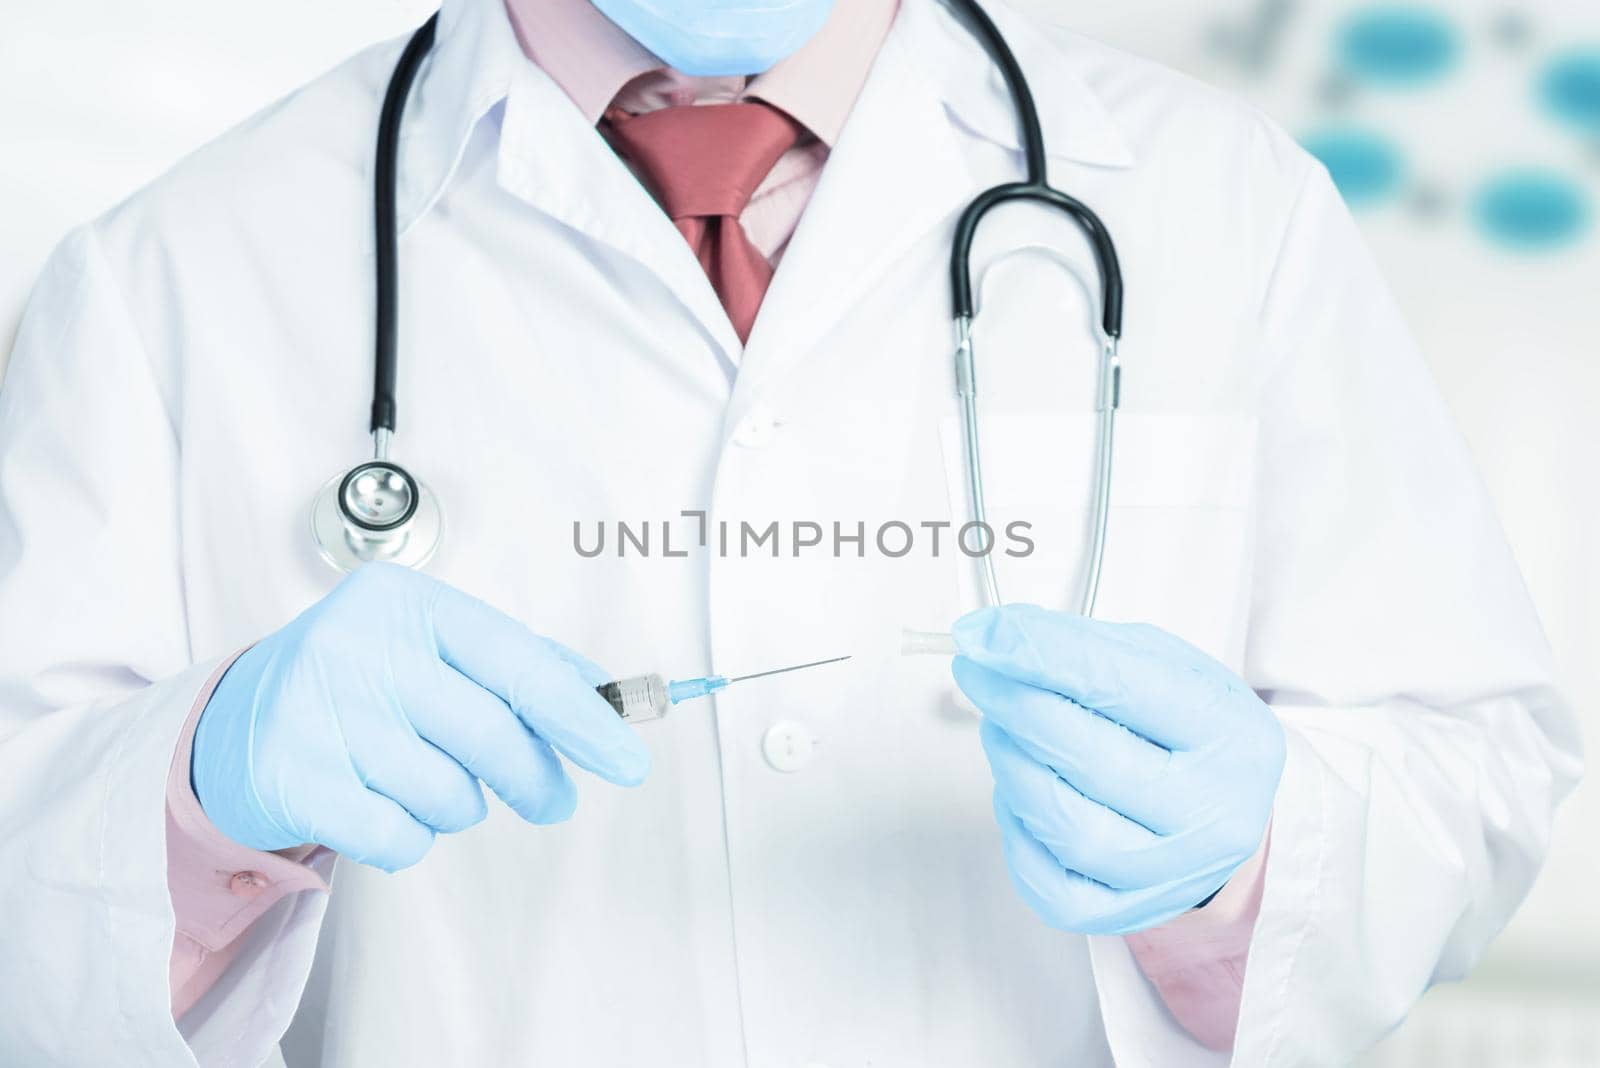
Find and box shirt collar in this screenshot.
[501,0,658,124]
[744,0,899,146]
[501,0,898,147]
[399,0,1135,230]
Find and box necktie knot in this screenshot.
[605,102,804,221]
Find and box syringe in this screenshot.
[597,656,852,723]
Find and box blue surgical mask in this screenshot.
[590,0,835,77]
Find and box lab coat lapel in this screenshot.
[494,61,747,367]
[739,0,1138,396]
[404,0,1139,384]
[397,0,745,367]
[737,0,977,392]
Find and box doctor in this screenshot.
[0,0,1580,1065]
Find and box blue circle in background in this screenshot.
[1336,6,1462,87]
[1474,170,1591,251]
[1540,50,1600,136]
[1301,127,1407,207]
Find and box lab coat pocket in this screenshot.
[938,410,1259,669]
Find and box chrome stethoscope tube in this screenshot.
[955,319,1122,616]
[953,315,1002,608]
[1082,337,1122,617]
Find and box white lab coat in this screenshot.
[0,0,1580,1064]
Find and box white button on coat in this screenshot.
[762,721,816,773]
[733,408,778,449]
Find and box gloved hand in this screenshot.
[953,604,1284,935]
[192,562,649,871]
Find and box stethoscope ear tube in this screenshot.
[953,316,1121,617]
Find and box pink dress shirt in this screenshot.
[166,657,329,1018]
[503,0,900,265]
[165,0,1269,1050]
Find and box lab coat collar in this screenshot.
[397,0,1136,233]
[918,0,1137,172]
[733,0,1135,391]
[395,0,749,360]
[392,0,1138,369]
[394,0,524,234]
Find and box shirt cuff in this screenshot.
[1123,826,1272,1052]
[165,651,330,1015]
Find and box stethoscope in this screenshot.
[312,2,1123,617]
[310,15,444,572]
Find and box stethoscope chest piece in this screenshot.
[311,459,443,572]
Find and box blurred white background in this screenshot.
[1,1,1595,1062]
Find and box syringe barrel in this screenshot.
[595,673,671,723]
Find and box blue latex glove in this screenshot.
[953,605,1285,935]
[193,563,649,872]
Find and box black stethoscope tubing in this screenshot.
[370,13,438,439]
[366,2,1123,435]
[349,2,1125,607]
[942,0,1123,338]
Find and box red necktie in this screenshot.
[604,102,804,344]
